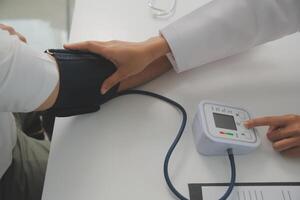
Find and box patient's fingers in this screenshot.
[0,24,27,43]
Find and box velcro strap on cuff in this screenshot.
[45,49,119,117]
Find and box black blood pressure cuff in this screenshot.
[45,49,119,117]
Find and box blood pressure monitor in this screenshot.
[192,101,260,155]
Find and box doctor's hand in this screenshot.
[244,114,300,157]
[0,24,27,43]
[64,36,170,94]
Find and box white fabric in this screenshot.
[160,0,300,73]
[0,29,59,178]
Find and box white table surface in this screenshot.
[42,0,300,199]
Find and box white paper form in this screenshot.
[189,183,300,200]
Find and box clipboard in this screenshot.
[188,182,300,200]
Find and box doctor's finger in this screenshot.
[267,125,279,134]
[267,127,300,142]
[281,147,300,157]
[64,41,111,57]
[244,116,289,128]
[272,136,300,152]
[101,70,126,94]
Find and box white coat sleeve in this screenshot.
[160,0,300,73]
[0,30,59,112]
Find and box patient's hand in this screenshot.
[0,24,27,43]
[64,36,170,94]
[245,114,300,157]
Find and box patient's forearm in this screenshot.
[35,56,60,112]
[118,56,172,91]
[36,83,60,111]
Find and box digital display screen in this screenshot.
[213,113,237,130]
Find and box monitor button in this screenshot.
[238,112,247,120]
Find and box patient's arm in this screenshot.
[37,55,171,114]
[118,55,172,91]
